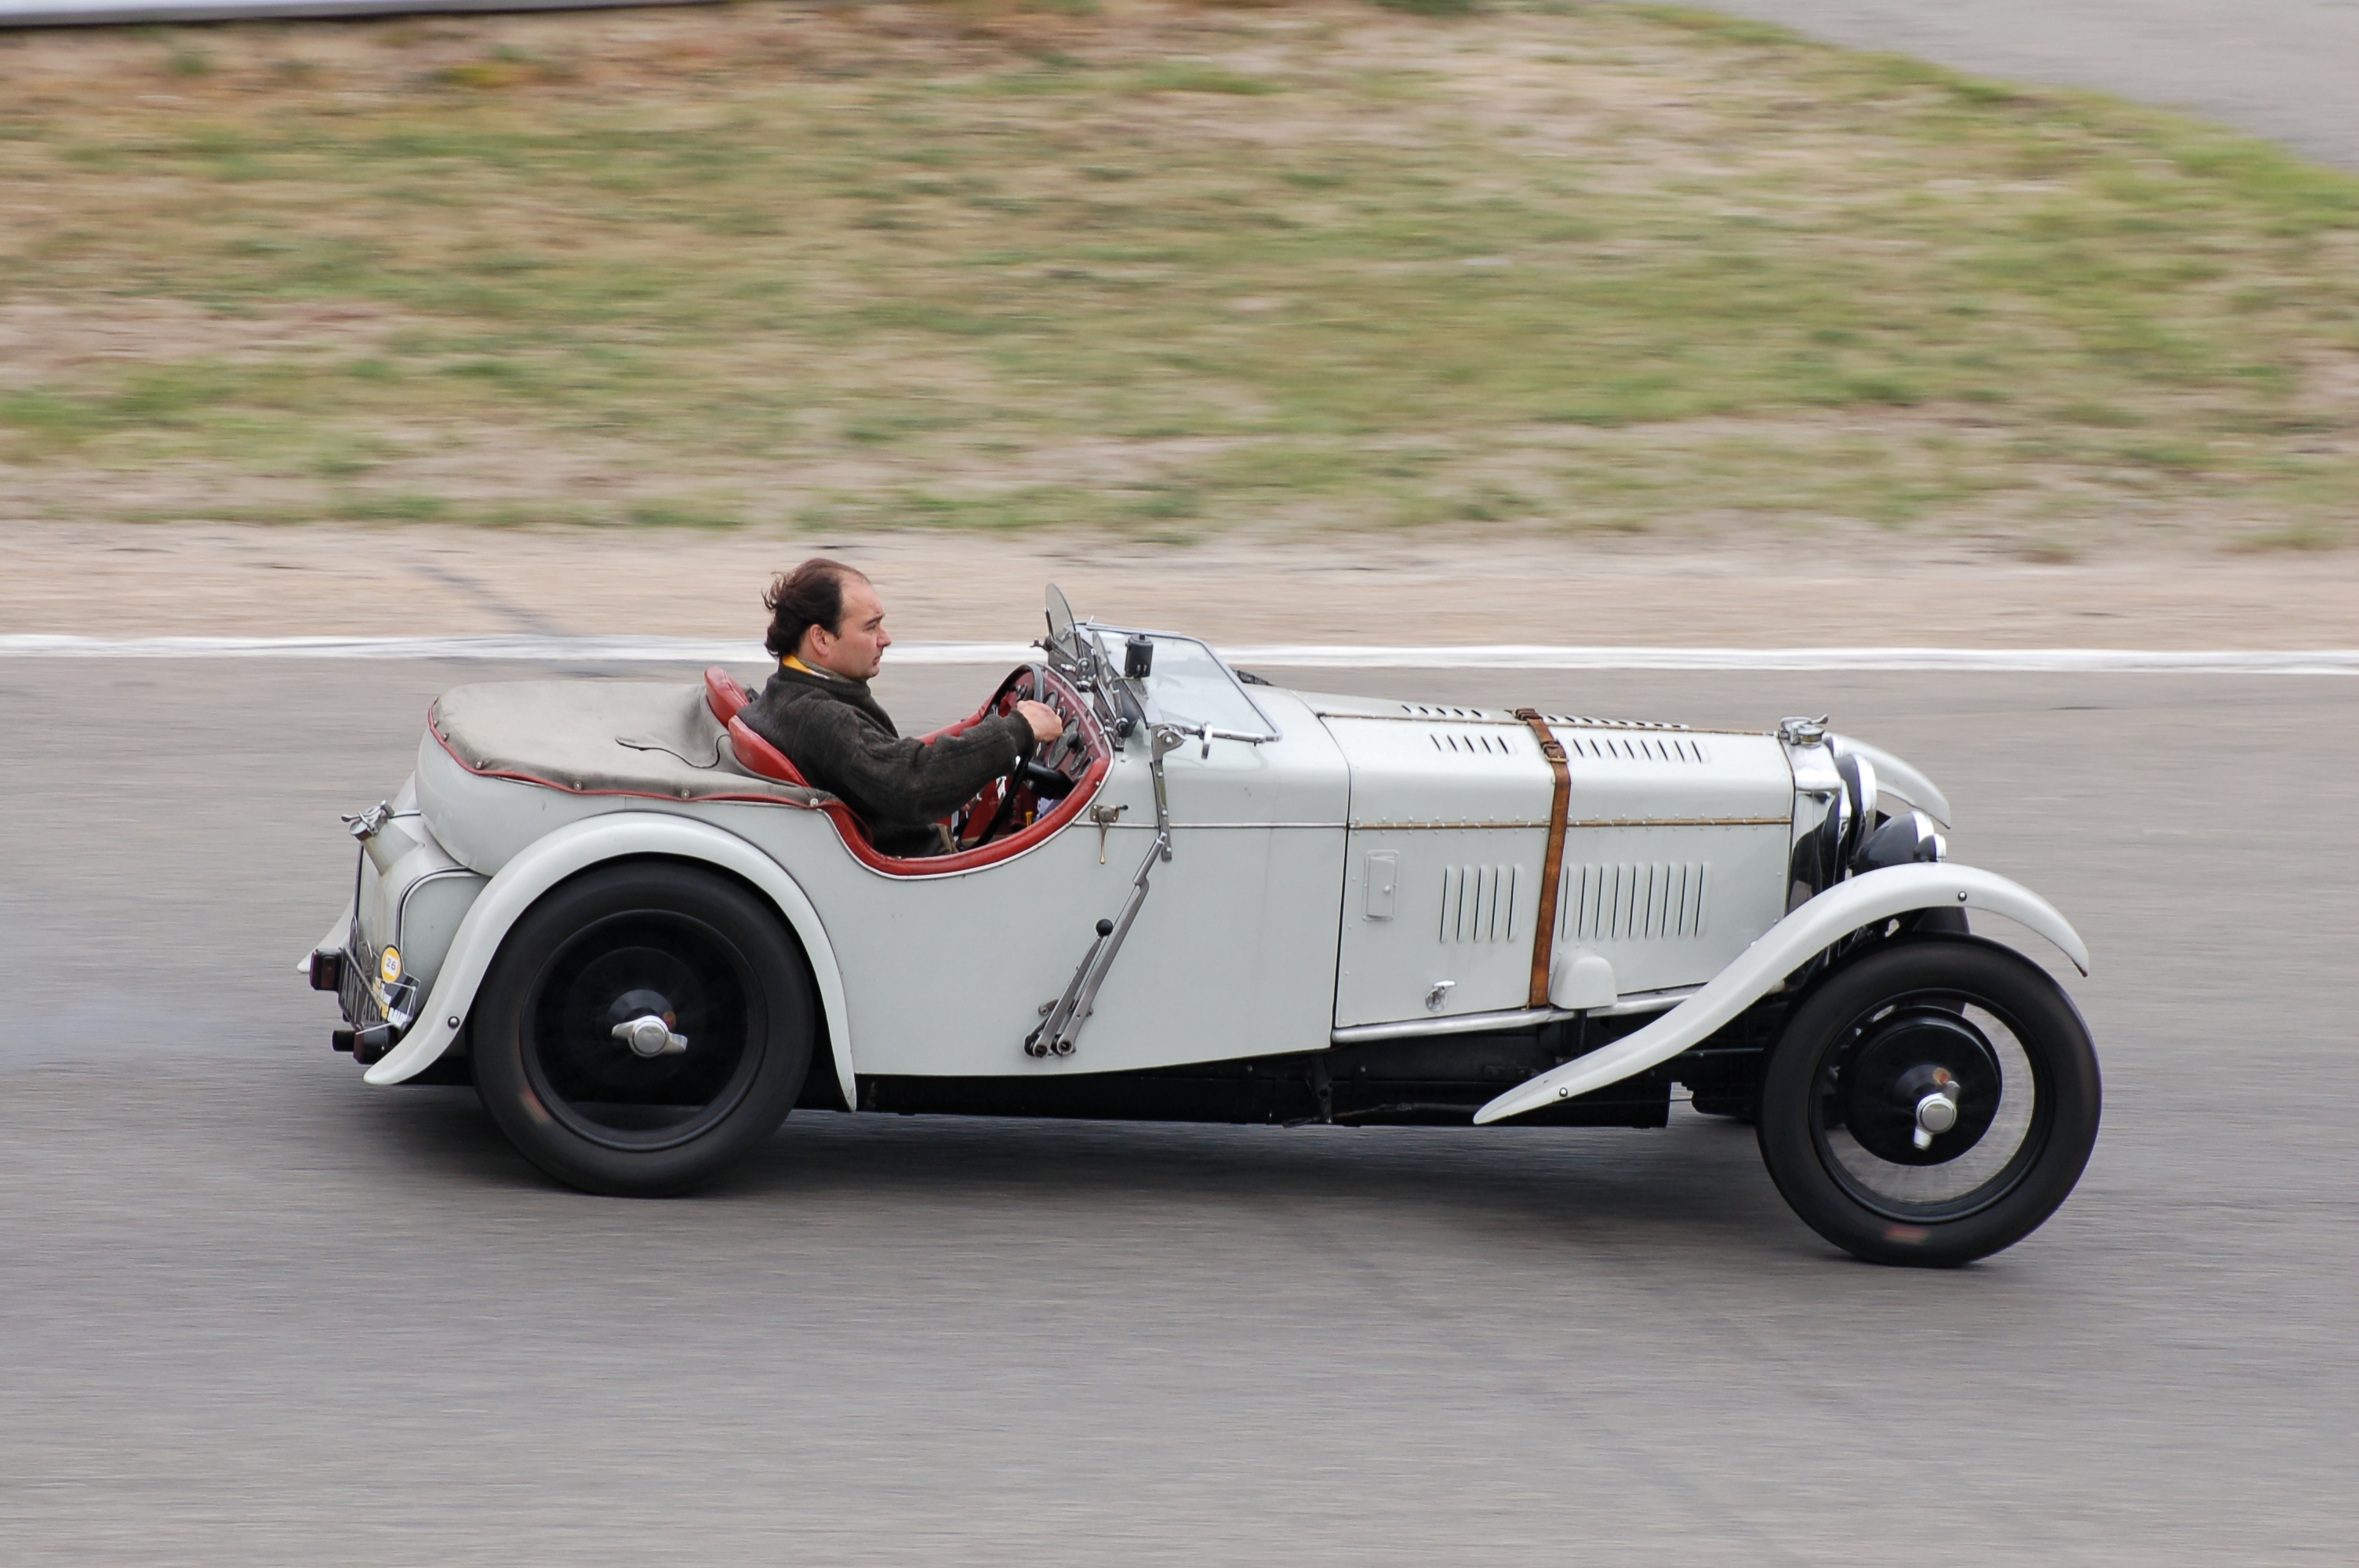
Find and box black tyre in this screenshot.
[1757,937,2099,1267]
[472,862,815,1196]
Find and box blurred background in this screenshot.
[3,5,2355,1563]
[2,0,2354,648]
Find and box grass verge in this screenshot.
[0,0,2353,545]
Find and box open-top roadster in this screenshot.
[305,587,2099,1266]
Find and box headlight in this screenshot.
[1854,809,1946,873]
[1835,751,1878,863]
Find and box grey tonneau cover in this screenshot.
[431,680,827,805]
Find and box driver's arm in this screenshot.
[793,702,1038,828]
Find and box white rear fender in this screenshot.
[363,812,853,1106]
[1472,862,2088,1125]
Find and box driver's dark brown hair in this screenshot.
[764,558,870,660]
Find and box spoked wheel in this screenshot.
[1757,937,2099,1267]
[472,862,815,1196]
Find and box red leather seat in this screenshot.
[725,713,814,789]
[704,666,752,726]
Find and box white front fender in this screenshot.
[1472,862,2088,1126]
[364,811,854,1108]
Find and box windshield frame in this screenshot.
[1044,619,1285,746]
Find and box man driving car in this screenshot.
[740,558,1064,857]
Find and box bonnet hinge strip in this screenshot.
[1516,708,1572,1010]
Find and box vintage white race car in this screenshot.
[305,588,2099,1266]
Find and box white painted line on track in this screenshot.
[5,633,2358,674]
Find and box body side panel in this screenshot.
[708,708,1353,1076]
[1325,716,1554,1025]
[1550,822,1790,996]
[1325,716,1797,1026]
[1548,729,1794,996]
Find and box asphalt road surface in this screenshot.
[3,659,2353,1564]
[1707,0,2359,172]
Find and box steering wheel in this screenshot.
[970,665,1051,845]
[953,664,1089,848]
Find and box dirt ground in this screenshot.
[5,519,2355,648]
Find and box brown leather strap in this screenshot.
[1516,708,1572,1008]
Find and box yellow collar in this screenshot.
[783,654,849,682]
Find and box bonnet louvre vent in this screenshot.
[1561,862,1709,942]
[1429,728,1517,756]
[1440,865,1519,944]
[1562,733,1710,764]
[1537,714,1691,731]
[1401,703,1492,720]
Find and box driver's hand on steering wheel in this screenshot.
[1015,699,1065,745]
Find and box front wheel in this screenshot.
[472,862,815,1196]
[1757,937,2099,1267]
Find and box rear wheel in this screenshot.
[472,862,814,1196]
[1757,937,2099,1267]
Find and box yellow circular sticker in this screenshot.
[379,946,403,985]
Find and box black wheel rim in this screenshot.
[519,909,765,1152]
[1808,986,2056,1224]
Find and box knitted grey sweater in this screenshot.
[740,663,1034,857]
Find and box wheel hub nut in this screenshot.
[612,1014,689,1058]
[1913,1073,1961,1149]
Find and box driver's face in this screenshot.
[810,577,891,681]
